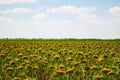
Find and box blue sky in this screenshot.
[0,0,120,39]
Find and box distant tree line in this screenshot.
[0,38,120,41]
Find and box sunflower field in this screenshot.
[0,40,120,80]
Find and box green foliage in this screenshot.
[0,40,120,80]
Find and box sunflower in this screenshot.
[94,75,103,80]
[7,67,14,71]
[101,68,111,74]
[66,68,75,74]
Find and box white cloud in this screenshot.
[0,16,14,23]
[0,5,119,39]
[47,6,97,23]
[109,7,120,17]
[50,20,69,24]
[2,7,32,14]
[78,14,101,24]
[0,0,37,4]
[47,6,96,15]
[33,13,47,23]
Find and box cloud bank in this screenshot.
[1,7,32,14]
[109,7,120,17]
[0,0,37,4]
[0,5,120,39]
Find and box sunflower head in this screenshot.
[73,62,80,67]
[7,67,14,71]
[101,68,111,74]
[55,70,65,75]
[94,75,103,80]
[12,77,21,80]
[66,68,75,74]
[67,57,73,61]
[108,71,115,75]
